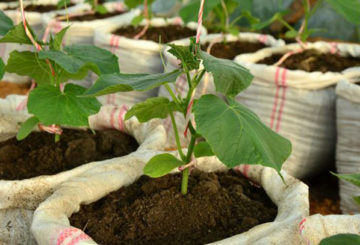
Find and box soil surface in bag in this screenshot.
[306,171,341,215]
[112,25,197,44]
[0,129,138,180]
[202,41,267,60]
[70,170,277,245]
[257,49,360,72]
[64,10,126,21]
[0,81,30,98]
[24,4,75,13]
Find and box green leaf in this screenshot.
[39,45,119,76]
[194,95,291,172]
[50,26,70,50]
[331,172,360,188]
[179,0,222,23]
[131,15,144,26]
[167,44,200,71]
[16,116,39,140]
[325,0,360,25]
[144,153,184,178]
[0,58,4,80]
[125,0,155,9]
[57,0,72,9]
[0,22,35,45]
[95,5,108,14]
[64,45,119,74]
[353,196,360,206]
[6,51,52,84]
[0,10,13,36]
[285,29,298,39]
[198,50,253,97]
[194,141,214,158]
[125,97,178,122]
[28,84,101,127]
[320,234,360,245]
[84,70,182,97]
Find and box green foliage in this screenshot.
[57,0,71,9]
[28,84,101,127]
[1,22,118,140]
[6,51,53,84]
[0,22,33,45]
[125,97,178,122]
[331,172,360,188]
[320,234,360,245]
[16,117,39,140]
[84,0,108,14]
[125,0,155,9]
[0,10,13,36]
[144,153,184,177]
[168,44,200,71]
[194,95,291,171]
[40,44,119,75]
[85,28,291,194]
[325,0,360,25]
[50,26,70,50]
[0,58,4,80]
[331,172,360,207]
[194,142,214,158]
[179,0,221,23]
[198,50,253,97]
[84,70,182,97]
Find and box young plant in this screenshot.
[0,9,119,141]
[125,0,155,38]
[180,0,283,36]
[57,0,108,14]
[84,37,292,195]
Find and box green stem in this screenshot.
[277,17,296,33]
[170,111,186,161]
[55,133,60,143]
[164,83,181,109]
[181,123,197,195]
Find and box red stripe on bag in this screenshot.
[117,105,128,131]
[109,34,116,54]
[269,67,281,129]
[275,68,287,132]
[110,106,117,129]
[56,228,78,245]
[257,34,268,44]
[67,233,91,245]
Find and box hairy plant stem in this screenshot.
[54,133,60,143]
[170,111,186,161]
[181,126,196,195]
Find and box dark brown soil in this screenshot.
[0,129,138,180]
[0,0,17,2]
[62,11,125,22]
[23,4,75,13]
[70,170,277,245]
[112,25,197,44]
[201,41,267,60]
[306,170,341,215]
[257,49,360,73]
[0,81,30,98]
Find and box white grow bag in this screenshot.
[158,33,285,148]
[93,17,206,107]
[42,2,139,46]
[335,80,360,214]
[298,214,360,244]
[31,159,308,245]
[234,42,360,179]
[0,95,166,244]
